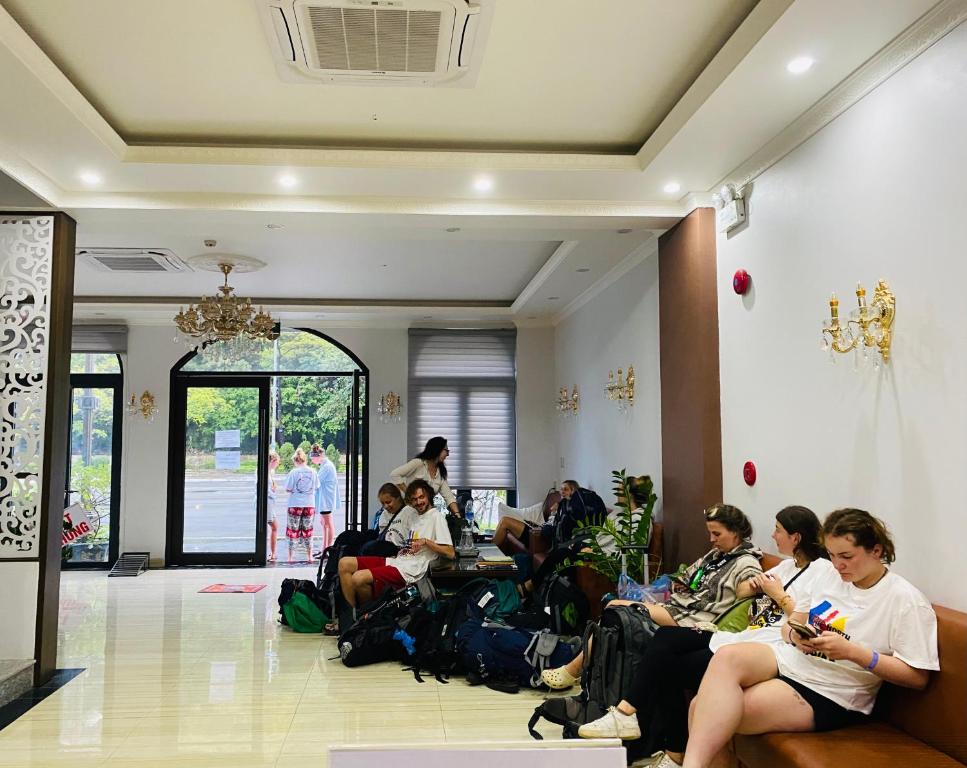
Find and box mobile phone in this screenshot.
[788,619,819,639]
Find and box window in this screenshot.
[408,329,517,493]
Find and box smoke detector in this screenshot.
[256,0,493,87]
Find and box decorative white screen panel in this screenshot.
[0,216,53,558]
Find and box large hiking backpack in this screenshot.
[316,529,377,588]
[528,604,657,743]
[467,579,522,623]
[279,578,330,632]
[397,577,491,683]
[509,571,589,637]
[336,586,420,667]
[456,619,580,691]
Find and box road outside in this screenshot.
[183,472,351,558]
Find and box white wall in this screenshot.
[553,251,663,510]
[118,323,556,562]
[0,563,39,658]
[716,21,967,610]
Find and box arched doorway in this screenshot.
[165,329,369,566]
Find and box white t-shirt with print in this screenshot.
[384,508,453,583]
[709,557,836,653]
[380,505,419,547]
[285,465,319,508]
[772,567,939,713]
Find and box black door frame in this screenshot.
[166,376,270,566]
[164,329,370,566]
[64,371,123,570]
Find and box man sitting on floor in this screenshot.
[338,479,455,608]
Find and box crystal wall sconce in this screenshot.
[605,366,635,409]
[556,386,579,417]
[376,391,403,423]
[126,391,158,422]
[821,280,895,369]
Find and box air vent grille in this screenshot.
[78,248,189,273]
[304,6,442,72]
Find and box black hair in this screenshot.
[704,503,753,540]
[405,478,435,505]
[775,505,828,562]
[823,508,896,564]
[416,436,449,480]
[377,483,402,500]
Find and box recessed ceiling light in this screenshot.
[380,263,388,268]
[663,181,681,194]
[617,228,632,234]
[786,56,814,75]
[445,227,461,233]
[576,268,590,273]
[277,174,298,188]
[266,223,284,230]
[78,171,102,186]
[473,175,494,193]
[547,296,560,301]
[422,315,433,320]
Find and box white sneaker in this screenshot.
[652,754,682,768]
[577,706,641,740]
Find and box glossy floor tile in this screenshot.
[0,568,566,766]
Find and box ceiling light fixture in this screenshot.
[78,171,102,186]
[576,268,590,273]
[445,227,461,233]
[173,258,278,351]
[663,181,682,194]
[786,56,814,75]
[473,175,494,193]
[547,296,560,301]
[277,174,298,188]
[266,223,284,230]
[617,228,632,234]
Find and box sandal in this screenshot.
[541,665,578,690]
[324,622,339,635]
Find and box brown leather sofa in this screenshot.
[734,603,967,767]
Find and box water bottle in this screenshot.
[464,500,475,530]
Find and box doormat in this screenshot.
[199,584,266,594]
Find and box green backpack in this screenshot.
[475,579,521,621]
[282,591,330,633]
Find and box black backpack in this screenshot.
[336,586,419,667]
[528,604,656,752]
[508,571,589,637]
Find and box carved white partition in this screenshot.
[0,215,53,560]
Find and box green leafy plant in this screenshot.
[278,442,295,472]
[576,470,658,584]
[325,443,341,471]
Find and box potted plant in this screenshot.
[576,469,657,584]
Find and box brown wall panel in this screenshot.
[658,208,722,569]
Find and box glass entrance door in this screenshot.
[169,377,269,565]
[65,375,122,568]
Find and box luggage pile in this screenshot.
[276,532,592,694]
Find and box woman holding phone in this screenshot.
[679,509,938,768]
[576,505,833,763]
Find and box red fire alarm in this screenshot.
[743,461,757,486]
[733,269,751,295]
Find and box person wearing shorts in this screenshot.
[338,478,454,608]
[266,451,280,563]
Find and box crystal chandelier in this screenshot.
[174,262,278,349]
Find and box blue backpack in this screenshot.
[455,619,579,690]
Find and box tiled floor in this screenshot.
[0,568,568,767]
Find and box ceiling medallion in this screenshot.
[173,254,278,350]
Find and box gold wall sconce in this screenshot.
[376,391,403,423]
[126,391,158,422]
[605,366,635,409]
[556,386,579,417]
[821,280,895,369]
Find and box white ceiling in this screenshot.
[1,0,756,152]
[0,0,951,324]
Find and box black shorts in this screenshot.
[777,675,870,732]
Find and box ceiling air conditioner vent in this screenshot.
[257,0,492,87]
[78,248,190,273]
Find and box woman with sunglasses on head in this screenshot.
[679,509,938,768]
[577,506,835,766]
[390,436,462,518]
[542,504,764,691]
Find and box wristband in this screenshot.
[865,650,880,671]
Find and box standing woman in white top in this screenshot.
[390,436,461,517]
[681,509,939,768]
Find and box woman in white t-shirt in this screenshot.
[681,509,939,768]
[389,436,461,517]
[577,505,831,759]
[284,449,320,563]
